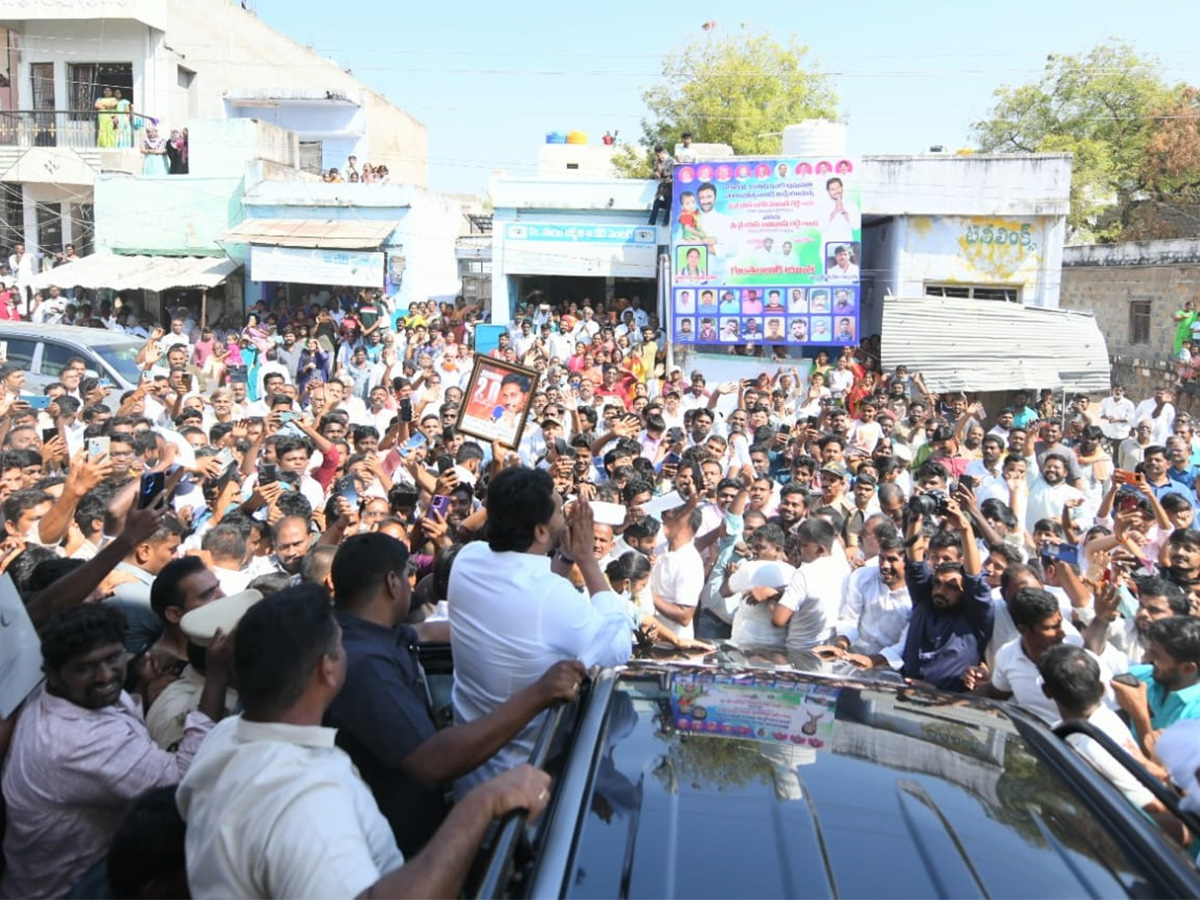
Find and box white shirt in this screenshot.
[836,567,911,668]
[1025,477,1084,532]
[1134,399,1176,445]
[1098,395,1136,441]
[729,562,795,650]
[679,390,710,413]
[449,542,635,792]
[992,636,1116,725]
[212,564,252,595]
[178,716,403,899]
[1060,706,1155,810]
[650,542,705,640]
[966,459,1009,506]
[779,555,845,653]
[821,198,862,244]
[827,368,854,397]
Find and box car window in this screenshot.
[92,343,142,385]
[40,341,85,377]
[1,337,37,370]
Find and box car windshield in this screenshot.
[92,342,143,384]
[560,667,1162,899]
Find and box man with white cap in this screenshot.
[146,574,256,751]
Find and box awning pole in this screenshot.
[200,289,208,330]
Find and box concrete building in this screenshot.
[1059,239,1200,394]
[0,0,427,268]
[229,179,462,313]
[35,118,459,325]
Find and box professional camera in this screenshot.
[907,490,949,519]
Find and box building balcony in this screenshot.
[0,112,144,186]
[0,110,117,150]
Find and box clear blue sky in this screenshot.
[254,0,1200,195]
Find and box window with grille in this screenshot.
[1130,300,1152,345]
[925,283,1020,303]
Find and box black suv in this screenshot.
[465,659,1200,899]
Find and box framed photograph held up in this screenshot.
[456,356,540,450]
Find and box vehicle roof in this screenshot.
[0,321,142,348]
[548,662,1198,899]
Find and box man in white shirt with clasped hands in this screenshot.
[449,467,636,793]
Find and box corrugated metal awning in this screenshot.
[31,254,238,292]
[220,218,398,250]
[881,296,1111,394]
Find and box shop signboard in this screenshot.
[249,245,385,288]
[503,221,658,278]
[669,157,861,347]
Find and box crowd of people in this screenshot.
[0,273,1198,897]
[323,156,392,184]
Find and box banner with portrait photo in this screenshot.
[669,157,861,348]
[456,357,540,450]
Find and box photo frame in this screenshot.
[456,355,540,450]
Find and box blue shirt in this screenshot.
[1148,477,1199,511]
[1166,464,1200,492]
[1130,663,1200,734]
[322,611,443,857]
[902,558,994,691]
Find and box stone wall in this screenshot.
[1060,240,1200,396]
[1109,353,1179,396]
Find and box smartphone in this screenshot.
[141,370,155,383]
[429,494,451,518]
[87,436,110,459]
[98,378,114,389]
[26,395,51,410]
[1117,491,1140,513]
[436,454,455,475]
[553,437,570,456]
[958,474,977,492]
[259,463,278,486]
[1043,543,1080,567]
[334,475,359,507]
[1113,469,1139,484]
[138,471,166,509]
[41,427,58,445]
[277,411,297,423]
[399,398,413,422]
[664,451,682,466]
[402,432,426,454]
[215,447,235,471]
[1113,673,1142,688]
[181,373,193,391]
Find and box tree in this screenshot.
[1140,87,1200,203]
[972,40,1177,242]
[613,25,839,178]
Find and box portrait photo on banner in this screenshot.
[456,356,540,449]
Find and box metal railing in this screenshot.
[0,110,123,150]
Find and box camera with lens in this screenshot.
[907,490,948,519]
